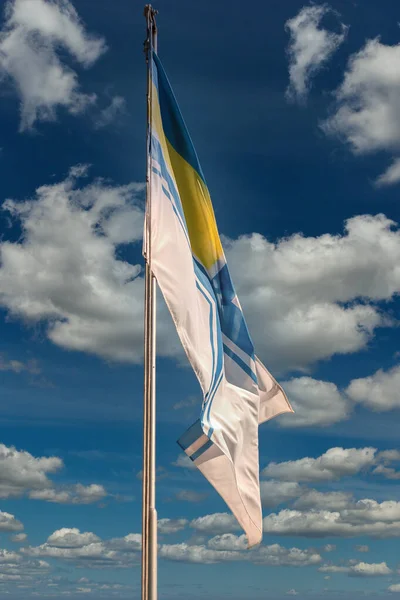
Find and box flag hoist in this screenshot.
[142,5,293,599]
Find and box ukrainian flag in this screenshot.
[146,50,293,547]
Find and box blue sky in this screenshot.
[0,0,400,598]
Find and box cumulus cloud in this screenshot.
[262,447,376,482]
[225,213,400,374]
[29,483,107,504]
[0,443,62,497]
[285,4,346,103]
[278,377,351,427]
[378,450,400,462]
[159,537,321,566]
[94,96,126,129]
[389,584,400,593]
[172,454,197,470]
[10,533,27,543]
[293,490,353,511]
[320,561,392,576]
[260,480,302,508]
[346,365,400,412]
[159,543,242,564]
[157,519,188,535]
[0,354,40,374]
[0,167,180,364]
[375,157,400,187]
[355,545,369,552]
[372,465,400,480]
[107,533,141,553]
[0,0,107,130]
[349,561,392,577]
[0,511,23,532]
[263,498,400,538]
[190,513,240,535]
[251,543,321,567]
[3,168,400,375]
[0,549,20,563]
[46,529,101,548]
[207,533,248,551]
[323,38,400,155]
[0,441,107,504]
[319,564,350,573]
[22,541,119,564]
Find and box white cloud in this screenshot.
[10,533,27,543]
[278,377,351,427]
[262,447,376,482]
[158,543,241,564]
[0,511,23,532]
[0,549,20,563]
[94,96,126,129]
[346,365,400,411]
[355,545,369,552]
[172,454,197,470]
[225,213,400,374]
[29,484,107,504]
[0,354,40,374]
[108,533,141,553]
[251,544,321,567]
[159,537,321,566]
[377,450,400,462]
[157,519,188,535]
[260,480,302,508]
[173,396,198,411]
[46,529,101,548]
[375,158,400,187]
[3,169,400,375]
[263,498,400,538]
[0,444,62,497]
[372,465,400,480]
[22,541,118,563]
[0,168,180,364]
[285,4,346,103]
[389,584,400,593]
[207,533,248,551]
[190,513,240,535]
[286,591,298,596]
[349,561,392,577]
[0,441,107,505]
[323,38,400,155]
[319,564,349,573]
[320,560,393,577]
[293,490,353,511]
[0,0,106,130]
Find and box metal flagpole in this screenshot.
[142,5,158,600]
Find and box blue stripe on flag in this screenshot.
[177,419,203,451]
[223,344,258,385]
[151,135,187,227]
[203,370,223,437]
[190,438,214,462]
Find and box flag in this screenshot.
[146,50,293,547]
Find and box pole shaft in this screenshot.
[142,5,158,600]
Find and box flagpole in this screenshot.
[142,5,158,600]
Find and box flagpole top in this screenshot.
[144,4,158,54]
[144,4,158,21]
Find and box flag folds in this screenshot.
[146,51,293,547]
